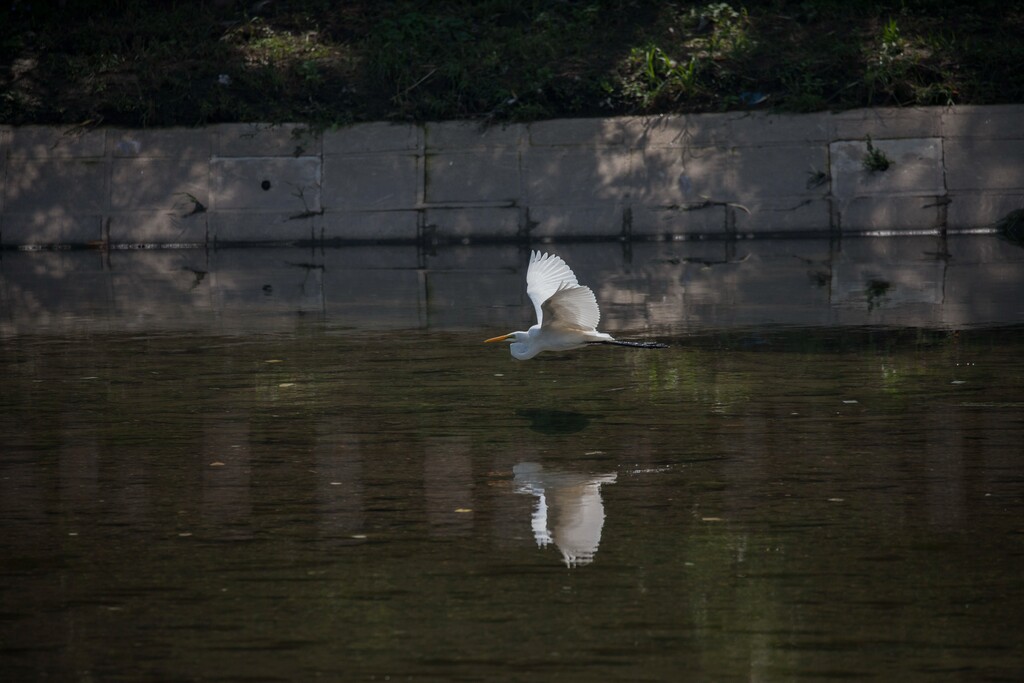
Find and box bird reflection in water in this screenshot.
[513,462,617,567]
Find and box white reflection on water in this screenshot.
[513,462,616,567]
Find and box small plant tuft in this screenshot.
[863,135,892,172]
[865,278,891,311]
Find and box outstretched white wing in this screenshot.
[541,283,601,332]
[526,251,578,325]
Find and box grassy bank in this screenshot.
[3,1,1023,128]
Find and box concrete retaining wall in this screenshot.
[1,105,1022,247]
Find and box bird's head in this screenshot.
[484,330,527,344]
[484,330,537,360]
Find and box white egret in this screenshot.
[485,250,667,360]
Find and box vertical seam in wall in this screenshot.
[417,124,426,210]
[825,138,838,235]
[517,124,527,240]
[317,127,324,245]
[207,130,215,248]
[416,124,427,251]
[102,127,112,245]
[622,141,634,241]
[938,135,949,235]
[0,128,7,244]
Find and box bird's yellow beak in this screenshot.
[484,333,513,343]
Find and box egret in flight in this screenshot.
[485,251,667,360]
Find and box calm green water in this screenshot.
[2,321,1023,681]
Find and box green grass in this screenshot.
[2,1,1024,127]
[863,135,892,172]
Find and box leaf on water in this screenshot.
[701,516,723,522]
[828,497,845,502]
[264,359,283,364]
[351,534,367,539]
[842,400,858,404]
[210,461,225,467]
[279,382,295,387]
[178,532,192,537]
[455,508,473,513]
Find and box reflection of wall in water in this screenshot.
[314,427,366,543]
[4,237,1021,336]
[424,437,475,537]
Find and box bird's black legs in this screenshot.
[590,340,669,349]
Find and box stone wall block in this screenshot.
[726,111,831,145]
[631,204,728,236]
[624,114,732,148]
[526,205,624,238]
[1,212,102,246]
[323,154,420,212]
[524,148,631,205]
[830,138,944,200]
[110,128,212,159]
[830,107,941,140]
[324,122,423,155]
[8,126,106,158]
[729,144,830,202]
[108,212,208,245]
[0,128,9,214]
[425,150,520,204]
[947,193,1024,230]
[426,207,520,239]
[5,158,108,213]
[941,104,1024,139]
[215,123,320,157]
[426,121,525,150]
[211,212,319,243]
[529,118,632,148]
[322,211,419,241]
[945,139,1024,191]
[633,146,730,206]
[112,158,210,211]
[836,196,943,232]
[733,198,832,234]
[211,157,320,212]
